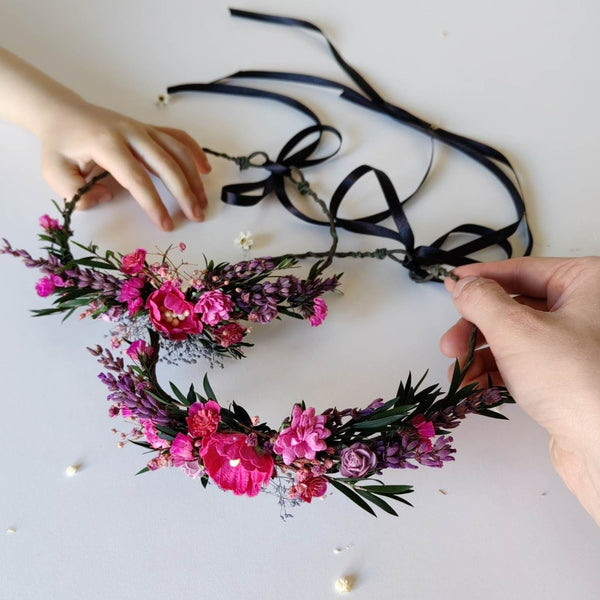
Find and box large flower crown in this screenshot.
[2,170,514,518]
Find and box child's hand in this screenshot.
[38,100,211,231]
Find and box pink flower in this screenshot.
[187,400,221,438]
[273,405,331,465]
[412,415,435,439]
[194,290,234,326]
[35,274,64,297]
[125,340,153,361]
[39,214,60,230]
[119,276,146,316]
[120,248,147,275]
[200,433,274,497]
[145,282,202,341]
[213,322,245,348]
[178,242,186,252]
[289,475,328,503]
[308,297,328,327]
[140,419,170,449]
[170,433,195,466]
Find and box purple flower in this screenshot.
[339,443,378,478]
[273,405,331,465]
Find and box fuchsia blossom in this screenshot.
[274,405,331,465]
[213,322,245,348]
[119,276,145,316]
[120,248,147,275]
[140,419,170,449]
[308,297,328,327]
[200,433,274,497]
[145,282,202,340]
[39,214,60,230]
[186,400,221,438]
[35,274,64,297]
[125,340,153,361]
[170,433,195,466]
[194,290,234,326]
[412,415,435,439]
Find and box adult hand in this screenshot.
[441,256,600,525]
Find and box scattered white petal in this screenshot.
[6,527,16,535]
[65,464,81,477]
[335,576,355,593]
[156,91,170,107]
[234,231,254,251]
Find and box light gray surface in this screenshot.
[1,1,598,598]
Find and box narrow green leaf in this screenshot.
[202,374,216,400]
[135,467,150,475]
[356,484,413,495]
[355,490,398,516]
[327,478,376,516]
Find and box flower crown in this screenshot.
[2,171,514,518]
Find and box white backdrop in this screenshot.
[1,1,598,599]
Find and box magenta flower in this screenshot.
[194,290,234,326]
[289,472,328,503]
[308,297,328,327]
[145,282,202,341]
[140,419,170,449]
[125,340,153,361]
[200,433,274,497]
[119,276,145,316]
[170,433,195,466]
[412,415,435,439]
[39,214,60,230]
[120,248,147,275]
[186,400,221,438]
[35,274,63,297]
[339,443,378,478]
[273,405,331,465]
[213,322,245,348]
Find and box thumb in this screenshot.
[446,275,530,348]
[41,154,112,209]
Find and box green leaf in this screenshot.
[355,490,398,516]
[232,401,253,426]
[186,383,197,407]
[327,478,376,516]
[135,467,150,475]
[477,408,509,420]
[202,374,216,400]
[350,414,404,429]
[169,382,190,406]
[356,484,413,495]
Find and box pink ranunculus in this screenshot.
[194,290,234,326]
[140,419,170,449]
[213,322,245,348]
[308,297,328,327]
[187,400,221,438]
[125,340,153,361]
[170,433,196,466]
[35,274,64,297]
[200,433,274,497]
[39,214,60,230]
[273,405,331,466]
[145,282,202,341]
[120,248,147,275]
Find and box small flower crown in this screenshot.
[2,170,515,518]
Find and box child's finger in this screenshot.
[41,153,112,208]
[155,126,211,174]
[91,139,173,230]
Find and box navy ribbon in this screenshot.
[166,8,532,280]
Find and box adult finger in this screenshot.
[156,126,212,173]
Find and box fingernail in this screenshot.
[192,204,205,220]
[451,276,479,299]
[161,215,174,231]
[97,193,112,204]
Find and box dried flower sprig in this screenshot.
[89,332,513,517]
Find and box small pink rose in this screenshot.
[213,322,245,348]
[120,248,147,275]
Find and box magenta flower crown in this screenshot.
[2,172,515,518]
